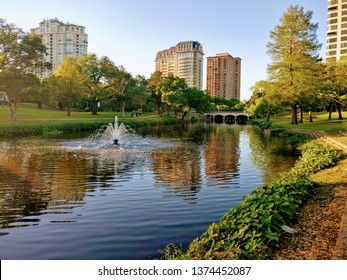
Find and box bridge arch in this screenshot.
[205,112,251,124]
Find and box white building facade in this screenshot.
[31,18,88,77]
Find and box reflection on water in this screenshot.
[0,123,296,259]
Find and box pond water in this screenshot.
[0,123,296,260]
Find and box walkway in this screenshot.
[289,129,347,259]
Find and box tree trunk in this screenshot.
[328,102,334,120]
[67,106,71,116]
[291,103,298,124]
[9,101,17,121]
[298,105,303,123]
[181,111,187,120]
[91,100,98,115]
[37,101,42,109]
[309,108,313,122]
[337,102,343,120]
[159,104,167,117]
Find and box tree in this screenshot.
[0,69,40,120]
[147,71,163,114]
[131,75,149,111]
[49,56,87,116]
[323,57,347,120]
[0,19,47,120]
[79,54,119,115]
[266,5,322,124]
[110,67,132,120]
[156,76,188,116]
[182,87,211,119]
[247,79,285,120]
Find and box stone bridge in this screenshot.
[205,111,251,124]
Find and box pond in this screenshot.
[0,122,296,260]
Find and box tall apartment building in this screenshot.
[326,0,347,62]
[31,18,88,77]
[206,53,241,100]
[155,41,204,89]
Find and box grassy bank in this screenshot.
[163,142,344,260]
[249,112,347,135]
[0,103,180,136]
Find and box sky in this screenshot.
[0,0,328,101]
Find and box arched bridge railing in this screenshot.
[205,112,251,124]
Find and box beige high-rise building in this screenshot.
[206,53,241,100]
[155,41,204,89]
[326,0,347,62]
[31,18,88,77]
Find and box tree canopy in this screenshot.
[266,5,322,124]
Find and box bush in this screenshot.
[292,142,344,175]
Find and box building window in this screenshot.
[328,50,337,56]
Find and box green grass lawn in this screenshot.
[0,103,178,136]
[268,112,347,135]
[0,103,169,123]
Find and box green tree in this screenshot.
[0,19,47,120]
[156,76,188,116]
[323,57,347,120]
[49,56,87,116]
[266,5,322,124]
[79,54,119,115]
[110,67,132,120]
[131,75,149,112]
[247,80,285,120]
[0,69,40,120]
[182,87,211,119]
[147,71,163,114]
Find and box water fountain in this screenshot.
[99,116,132,145]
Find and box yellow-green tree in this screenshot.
[0,19,47,120]
[266,5,322,124]
[49,56,87,116]
[323,57,347,120]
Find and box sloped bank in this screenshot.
[163,142,344,260]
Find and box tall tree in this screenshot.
[147,71,163,114]
[49,56,87,116]
[266,5,322,124]
[323,57,347,120]
[79,54,119,115]
[0,19,47,120]
[156,75,188,116]
[110,66,132,120]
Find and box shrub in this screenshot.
[292,142,344,176]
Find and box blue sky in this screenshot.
[1,0,327,100]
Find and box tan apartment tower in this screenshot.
[326,0,347,62]
[206,53,241,100]
[155,41,204,89]
[31,18,88,77]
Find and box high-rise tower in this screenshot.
[206,53,241,100]
[155,41,204,89]
[326,0,347,62]
[31,18,88,77]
